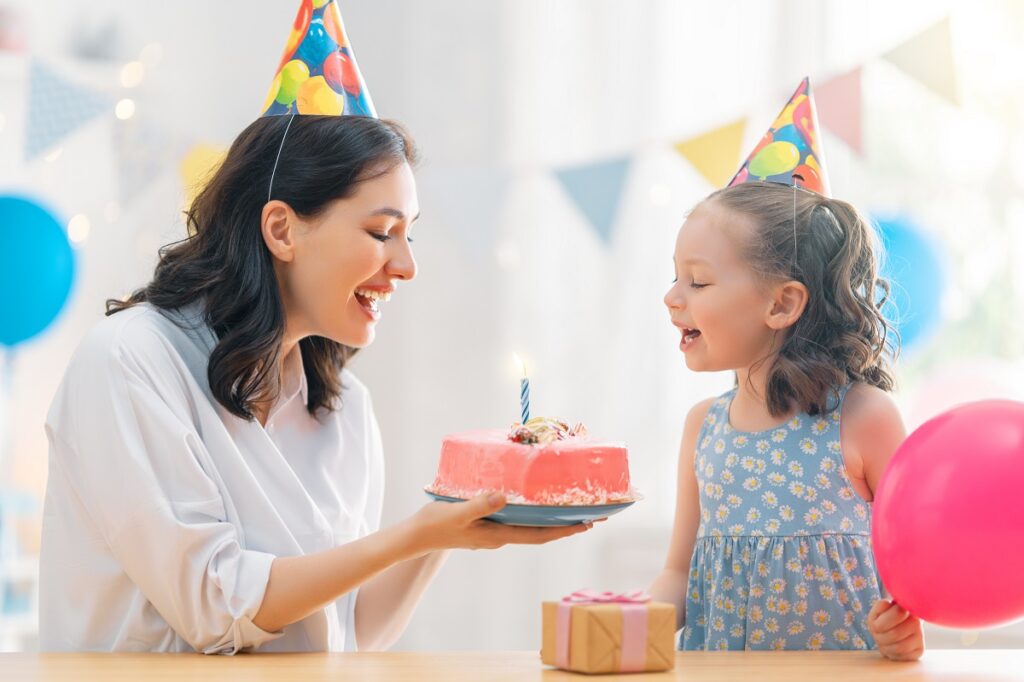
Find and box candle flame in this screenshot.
[512,352,528,377]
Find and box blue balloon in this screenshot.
[0,196,75,347]
[295,20,338,74]
[772,124,804,148]
[873,215,945,351]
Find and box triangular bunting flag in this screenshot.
[113,119,179,204]
[816,68,862,154]
[555,157,631,245]
[179,143,228,208]
[673,119,746,187]
[883,16,958,105]
[25,59,112,161]
[417,166,510,257]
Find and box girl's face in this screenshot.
[280,160,419,348]
[664,201,778,372]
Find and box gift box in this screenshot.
[541,590,676,674]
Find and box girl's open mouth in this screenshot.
[681,327,701,351]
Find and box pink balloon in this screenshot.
[872,400,1024,629]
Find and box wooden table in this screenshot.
[3,650,1022,681]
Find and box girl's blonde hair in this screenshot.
[704,182,898,416]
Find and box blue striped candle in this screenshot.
[514,353,530,424]
[520,375,530,424]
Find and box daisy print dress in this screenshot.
[681,384,882,651]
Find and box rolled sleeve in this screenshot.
[52,327,285,654]
[201,547,279,654]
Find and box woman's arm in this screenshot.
[252,492,590,634]
[353,550,449,650]
[648,398,713,630]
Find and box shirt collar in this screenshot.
[281,343,309,407]
[165,300,310,408]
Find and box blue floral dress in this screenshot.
[681,385,882,651]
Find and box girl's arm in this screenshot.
[844,384,923,662]
[844,384,908,498]
[649,398,714,631]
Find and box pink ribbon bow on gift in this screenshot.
[563,589,652,605]
[556,589,652,672]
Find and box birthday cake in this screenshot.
[427,418,632,506]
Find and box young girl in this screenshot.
[649,182,924,661]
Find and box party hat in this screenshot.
[260,0,376,118]
[728,78,830,196]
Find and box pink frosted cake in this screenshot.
[428,418,632,506]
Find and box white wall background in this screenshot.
[1,0,1023,652]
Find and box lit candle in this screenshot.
[514,353,530,424]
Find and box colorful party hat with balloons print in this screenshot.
[261,0,376,118]
[728,77,829,196]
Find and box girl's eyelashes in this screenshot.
[670,273,707,288]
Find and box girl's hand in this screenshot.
[867,599,925,661]
[409,492,592,554]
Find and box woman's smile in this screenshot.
[353,285,394,321]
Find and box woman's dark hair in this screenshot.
[107,114,419,421]
[703,181,898,417]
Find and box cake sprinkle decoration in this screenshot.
[508,417,588,445]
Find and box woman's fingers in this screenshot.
[456,493,597,544]
[460,491,508,521]
[514,522,593,544]
[477,519,593,546]
[419,493,597,550]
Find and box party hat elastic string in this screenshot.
[268,112,297,202]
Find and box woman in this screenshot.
[39,114,589,653]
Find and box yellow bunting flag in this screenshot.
[673,119,746,188]
[179,143,227,208]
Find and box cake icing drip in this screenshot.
[508,417,588,445]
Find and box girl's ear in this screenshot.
[765,280,809,330]
[261,200,297,263]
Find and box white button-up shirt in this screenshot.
[40,302,385,653]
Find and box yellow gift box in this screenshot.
[541,590,676,674]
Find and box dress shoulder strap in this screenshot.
[826,382,855,416]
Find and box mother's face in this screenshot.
[263,160,419,348]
